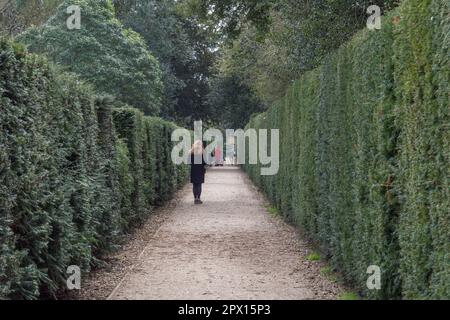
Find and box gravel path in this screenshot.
[107,167,343,300]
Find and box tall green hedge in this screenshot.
[112,109,188,228]
[0,39,188,299]
[244,0,449,300]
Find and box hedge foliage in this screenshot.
[244,0,449,300]
[0,39,188,299]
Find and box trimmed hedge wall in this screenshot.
[244,0,449,300]
[0,39,188,299]
[111,109,187,227]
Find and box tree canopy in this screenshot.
[0,0,63,36]
[208,74,265,129]
[115,0,218,125]
[18,0,164,115]
[7,0,402,124]
[200,0,400,105]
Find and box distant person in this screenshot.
[190,140,206,205]
[230,149,237,166]
[215,146,224,167]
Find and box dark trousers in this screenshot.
[193,183,202,199]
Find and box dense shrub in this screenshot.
[244,0,449,299]
[0,39,187,299]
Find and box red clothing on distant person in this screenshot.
[215,147,223,166]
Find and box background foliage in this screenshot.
[206,0,400,115]
[207,74,265,129]
[0,0,63,36]
[115,0,217,125]
[17,0,164,115]
[244,0,449,299]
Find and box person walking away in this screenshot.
[190,140,206,204]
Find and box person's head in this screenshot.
[192,140,203,155]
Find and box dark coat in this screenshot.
[190,153,206,184]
